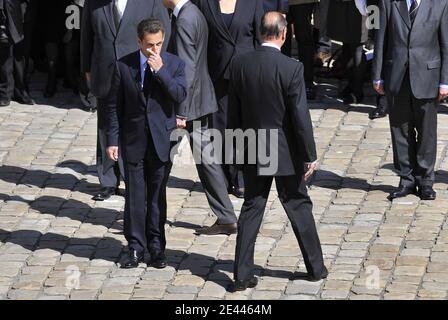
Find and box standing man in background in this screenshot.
[0,0,34,107]
[81,0,170,201]
[163,0,238,236]
[373,0,448,201]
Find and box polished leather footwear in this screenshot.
[369,107,387,120]
[150,251,167,269]
[418,186,436,200]
[307,266,329,282]
[0,99,10,107]
[121,250,144,269]
[230,187,245,199]
[343,92,364,105]
[92,187,117,201]
[388,186,416,201]
[233,276,258,291]
[195,222,237,236]
[15,96,35,105]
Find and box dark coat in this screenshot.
[327,0,368,44]
[106,50,187,163]
[228,46,317,176]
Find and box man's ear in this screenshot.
[281,27,287,41]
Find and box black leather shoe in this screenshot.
[231,187,245,199]
[343,92,364,105]
[233,276,258,291]
[369,107,387,120]
[307,266,329,282]
[418,186,436,200]
[92,187,116,201]
[150,251,167,269]
[121,250,144,269]
[195,222,237,235]
[0,99,10,107]
[388,186,416,200]
[15,96,35,105]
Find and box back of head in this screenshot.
[260,11,287,43]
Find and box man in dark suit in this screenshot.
[263,0,288,13]
[228,11,327,291]
[0,0,34,107]
[81,0,170,201]
[373,0,448,201]
[163,0,238,236]
[106,18,186,269]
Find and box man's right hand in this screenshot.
[85,72,91,84]
[176,117,187,129]
[373,82,385,95]
[304,162,317,182]
[106,146,119,161]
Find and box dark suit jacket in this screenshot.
[192,0,264,82]
[373,0,448,99]
[228,46,317,176]
[107,50,187,163]
[168,1,217,120]
[2,0,26,44]
[263,0,288,13]
[81,0,170,98]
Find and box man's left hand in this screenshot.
[439,87,448,102]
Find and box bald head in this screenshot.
[260,11,287,41]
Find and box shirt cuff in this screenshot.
[373,80,384,85]
[440,84,448,89]
[176,115,187,120]
[305,160,318,166]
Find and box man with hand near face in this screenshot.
[106,18,187,269]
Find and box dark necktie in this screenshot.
[143,65,153,99]
[409,0,419,25]
[168,14,177,53]
[113,0,122,30]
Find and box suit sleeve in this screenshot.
[287,63,317,164]
[155,59,187,104]
[174,18,198,119]
[372,0,387,82]
[106,63,123,147]
[439,2,448,85]
[80,0,93,73]
[278,0,289,13]
[152,0,171,52]
[253,0,264,48]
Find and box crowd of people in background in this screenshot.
[0,0,447,291]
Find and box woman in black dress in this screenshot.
[193,0,264,198]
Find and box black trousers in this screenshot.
[284,4,315,87]
[124,134,171,254]
[234,165,325,281]
[388,73,438,188]
[212,79,244,190]
[342,43,366,97]
[317,0,331,53]
[0,40,27,101]
[96,98,124,188]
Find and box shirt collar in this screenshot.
[261,43,281,51]
[173,0,189,18]
[140,50,148,70]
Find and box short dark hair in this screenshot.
[260,11,287,39]
[137,17,165,39]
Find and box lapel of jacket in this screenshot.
[394,0,411,30]
[117,0,143,36]
[130,51,146,106]
[207,0,236,45]
[411,0,431,31]
[103,0,117,37]
[228,0,245,42]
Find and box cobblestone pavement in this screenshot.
[1,73,448,300]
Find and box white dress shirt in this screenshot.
[407,0,421,9]
[261,42,281,51]
[173,0,190,18]
[354,0,367,16]
[115,0,128,19]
